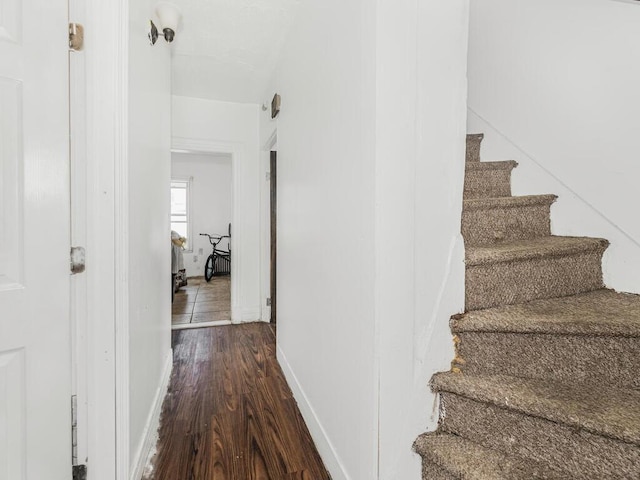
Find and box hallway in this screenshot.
[144,323,329,479]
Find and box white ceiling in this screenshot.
[166,0,300,104]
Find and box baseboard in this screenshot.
[260,304,271,323]
[231,306,262,324]
[241,307,261,322]
[276,345,350,480]
[129,349,173,480]
[172,320,231,330]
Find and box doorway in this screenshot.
[170,152,234,329]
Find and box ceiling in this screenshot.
[166,0,300,104]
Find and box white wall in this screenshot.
[172,96,262,321]
[468,0,640,293]
[260,1,468,479]
[172,153,233,278]
[128,0,172,472]
[261,1,378,478]
[375,1,468,479]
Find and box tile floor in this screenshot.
[171,276,231,326]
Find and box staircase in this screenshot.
[414,134,640,479]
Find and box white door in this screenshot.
[0,0,71,478]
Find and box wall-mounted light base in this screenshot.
[149,19,176,45]
[163,28,175,43]
[149,20,159,45]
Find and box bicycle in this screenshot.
[199,228,231,282]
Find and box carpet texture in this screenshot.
[462,194,555,245]
[464,160,517,199]
[465,133,484,163]
[414,433,562,479]
[414,133,640,479]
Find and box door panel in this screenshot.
[0,78,23,289]
[0,0,71,478]
[0,348,25,480]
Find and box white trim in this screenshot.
[171,137,242,323]
[239,307,262,323]
[260,130,276,323]
[262,128,277,151]
[84,0,127,478]
[611,0,640,5]
[114,0,130,475]
[129,350,173,480]
[172,320,232,331]
[69,0,89,465]
[276,345,350,480]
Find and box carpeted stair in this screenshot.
[414,133,640,479]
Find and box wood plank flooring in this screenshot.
[145,323,329,480]
[172,277,231,326]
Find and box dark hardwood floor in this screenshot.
[146,323,329,480]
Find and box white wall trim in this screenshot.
[84,0,127,478]
[276,345,350,480]
[172,136,243,323]
[172,320,231,331]
[114,0,130,475]
[259,130,276,323]
[240,307,262,323]
[129,350,173,480]
[262,128,277,151]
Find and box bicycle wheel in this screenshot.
[204,255,215,282]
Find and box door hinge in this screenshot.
[72,465,87,480]
[266,297,272,306]
[71,395,78,464]
[265,171,271,181]
[71,396,87,478]
[70,246,86,274]
[69,23,84,51]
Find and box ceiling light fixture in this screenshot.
[149,2,182,45]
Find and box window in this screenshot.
[171,178,192,251]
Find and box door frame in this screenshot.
[261,130,277,324]
[172,137,242,323]
[81,0,129,478]
[269,150,277,325]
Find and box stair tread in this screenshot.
[465,160,518,171]
[432,372,640,445]
[464,194,557,210]
[414,432,563,480]
[466,236,609,266]
[453,289,640,336]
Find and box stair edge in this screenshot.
[463,194,557,210]
[466,236,609,266]
[451,290,640,337]
[465,160,518,171]
[414,432,562,480]
[431,372,640,446]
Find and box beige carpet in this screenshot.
[414,133,640,479]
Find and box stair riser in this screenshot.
[420,460,456,480]
[466,135,483,163]
[465,251,604,310]
[464,169,512,199]
[462,204,551,246]
[438,393,640,479]
[456,332,640,390]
